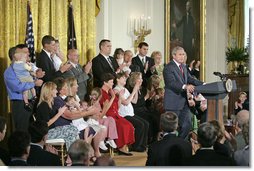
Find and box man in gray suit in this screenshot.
[163,46,203,139]
[61,49,92,100]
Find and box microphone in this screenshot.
[213,72,226,81]
[213,72,222,77]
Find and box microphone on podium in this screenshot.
[213,72,226,81]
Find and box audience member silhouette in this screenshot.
[146,112,192,166]
[185,122,236,166]
[8,131,31,166]
[93,155,116,166]
[27,120,61,166]
[68,140,93,166]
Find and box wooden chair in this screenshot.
[45,139,66,166]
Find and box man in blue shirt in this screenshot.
[4,45,43,131]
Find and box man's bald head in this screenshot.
[236,110,249,128]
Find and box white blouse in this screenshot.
[114,85,134,117]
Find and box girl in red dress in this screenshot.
[99,73,135,156]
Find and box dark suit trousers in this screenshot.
[170,103,192,139]
[125,115,149,149]
[11,100,32,131]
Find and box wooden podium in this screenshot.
[195,81,237,124]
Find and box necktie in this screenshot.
[179,64,184,77]
[76,65,81,73]
[50,55,56,71]
[142,58,145,66]
[107,57,115,72]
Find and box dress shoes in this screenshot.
[118,150,133,156]
[99,141,108,151]
[106,140,117,148]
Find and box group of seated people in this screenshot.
[1,36,249,166]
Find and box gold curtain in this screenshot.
[228,0,244,48]
[95,0,101,17]
[0,0,96,116]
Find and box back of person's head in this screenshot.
[42,35,55,47]
[94,155,116,166]
[197,122,217,148]
[209,120,225,142]
[101,73,115,83]
[0,116,6,133]
[236,110,249,129]
[8,47,17,61]
[99,39,110,50]
[138,42,149,48]
[28,120,48,143]
[160,112,178,133]
[8,131,31,158]
[68,140,91,165]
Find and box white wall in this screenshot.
[96,0,164,57]
[205,0,228,83]
[96,0,228,83]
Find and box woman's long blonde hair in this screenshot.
[38,82,57,108]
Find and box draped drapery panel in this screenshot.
[0,0,97,116]
[227,0,244,48]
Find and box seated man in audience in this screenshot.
[8,131,31,166]
[226,110,249,151]
[93,155,116,166]
[234,122,249,166]
[68,140,93,166]
[185,122,236,166]
[146,112,192,166]
[27,120,61,166]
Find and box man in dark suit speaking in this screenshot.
[163,46,203,139]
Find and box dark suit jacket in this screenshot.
[92,53,119,87]
[146,133,192,166]
[132,55,154,86]
[27,144,61,166]
[36,50,62,82]
[9,159,28,166]
[61,64,90,100]
[185,149,236,166]
[163,60,203,111]
[0,147,10,165]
